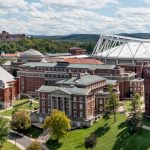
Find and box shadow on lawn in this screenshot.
[46,139,62,150]
[75,123,110,149]
[112,121,150,150]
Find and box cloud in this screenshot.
[40,0,119,9]
[0,0,150,35]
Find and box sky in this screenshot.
[0,0,150,35]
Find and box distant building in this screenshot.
[69,47,87,55]
[0,31,25,41]
[0,66,20,108]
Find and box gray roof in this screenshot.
[20,49,45,58]
[20,62,115,70]
[0,66,15,87]
[46,53,72,57]
[56,75,106,86]
[106,79,117,85]
[38,86,90,95]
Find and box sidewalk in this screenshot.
[7,139,25,150]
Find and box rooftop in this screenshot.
[56,74,106,86]
[20,62,115,70]
[0,66,15,87]
[20,49,45,58]
[64,58,103,65]
[38,85,90,95]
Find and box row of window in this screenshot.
[41,107,83,117]
[41,94,84,102]
[36,67,87,73]
[42,100,84,109]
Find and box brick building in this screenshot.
[38,74,119,127]
[0,67,20,108]
[18,61,136,99]
[144,66,150,116]
[69,47,86,55]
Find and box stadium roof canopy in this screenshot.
[92,35,150,59]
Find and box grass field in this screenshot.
[46,113,150,150]
[13,99,29,106]
[0,101,39,116]
[2,141,20,150]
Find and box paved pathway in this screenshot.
[8,131,33,150]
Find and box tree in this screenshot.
[43,109,71,141]
[84,133,97,150]
[11,109,31,131]
[0,118,10,150]
[106,85,119,122]
[131,93,141,113]
[26,140,41,150]
[126,93,142,134]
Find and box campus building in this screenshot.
[0,66,20,108]
[38,74,119,127]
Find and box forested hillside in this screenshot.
[1,33,150,55]
[0,34,98,54]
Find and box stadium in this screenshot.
[92,35,150,64]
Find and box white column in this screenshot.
[70,98,72,116]
[57,97,59,109]
[63,98,65,112]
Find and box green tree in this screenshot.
[84,133,97,150]
[43,109,71,141]
[0,118,10,150]
[131,93,141,113]
[11,109,31,131]
[26,140,42,150]
[126,93,142,134]
[106,85,119,122]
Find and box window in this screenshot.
[48,101,51,106]
[74,111,77,117]
[80,111,83,117]
[66,110,70,116]
[73,103,77,109]
[42,94,45,99]
[80,104,83,110]
[99,106,103,111]
[99,99,103,104]
[79,97,83,102]
[42,100,45,106]
[42,108,45,113]
[48,108,51,113]
[48,94,51,99]
[66,103,69,108]
[74,97,77,102]
[54,101,57,107]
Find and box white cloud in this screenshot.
[0,0,150,35]
[40,0,119,9]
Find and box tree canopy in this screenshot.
[43,109,71,141]
[11,109,31,131]
[26,140,42,150]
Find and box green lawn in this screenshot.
[0,101,39,116]
[124,100,132,112]
[142,117,150,127]
[2,141,20,150]
[13,99,29,106]
[46,113,150,150]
